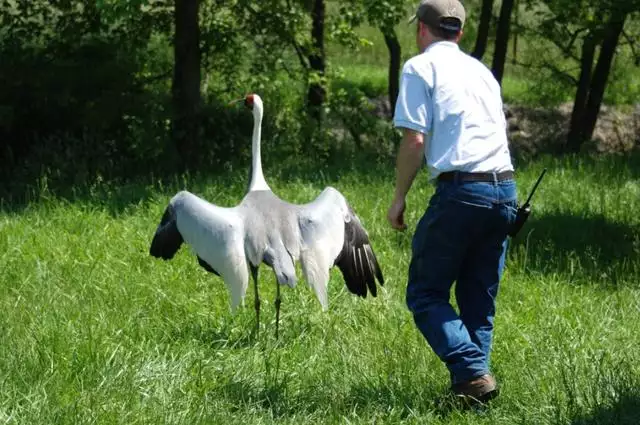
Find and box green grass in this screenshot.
[1,153,640,424]
[330,64,388,98]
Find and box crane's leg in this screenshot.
[275,282,282,339]
[250,265,260,336]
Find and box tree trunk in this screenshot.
[307,0,326,121]
[512,0,518,64]
[581,13,627,145]
[567,33,596,152]
[172,0,201,169]
[472,0,494,60]
[491,0,515,84]
[383,27,401,120]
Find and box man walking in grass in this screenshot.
[387,0,518,405]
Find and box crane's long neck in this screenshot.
[248,105,271,192]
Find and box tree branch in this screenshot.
[513,59,579,86]
[243,3,310,71]
[140,69,173,85]
[539,26,586,62]
[285,0,311,70]
[516,21,590,63]
[565,27,590,59]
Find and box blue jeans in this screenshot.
[406,174,517,385]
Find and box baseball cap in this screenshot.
[409,0,466,33]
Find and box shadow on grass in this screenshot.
[0,173,177,217]
[0,151,395,217]
[344,380,450,418]
[220,378,291,417]
[217,371,468,420]
[509,212,639,284]
[571,394,640,425]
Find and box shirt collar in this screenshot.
[423,40,460,53]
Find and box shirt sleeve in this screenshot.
[393,71,432,135]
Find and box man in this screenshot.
[387,0,518,405]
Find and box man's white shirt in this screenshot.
[393,41,514,180]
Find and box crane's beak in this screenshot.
[227,98,244,107]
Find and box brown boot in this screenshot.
[451,374,499,405]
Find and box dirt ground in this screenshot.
[504,102,640,157]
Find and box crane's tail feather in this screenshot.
[335,210,384,299]
[149,204,184,260]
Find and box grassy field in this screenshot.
[3,5,639,422]
[1,152,640,424]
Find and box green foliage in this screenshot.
[501,66,575,107]
[513,0,640,108]
[0,0,174,185]
[331,0,408,33]
[200,1,248,85]
[0,0,639,191]
[603,40,640,105]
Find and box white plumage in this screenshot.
[149,93,384,337]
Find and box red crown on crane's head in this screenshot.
[244,94,255,110]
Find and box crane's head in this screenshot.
[229,93,263,114]
[244,94,255,110]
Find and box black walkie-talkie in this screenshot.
[508,168,547,238]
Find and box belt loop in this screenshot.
[492,171,497,185]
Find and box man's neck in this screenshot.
[423,39,459,52]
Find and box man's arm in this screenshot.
[394,128,426,201]
[388,62,431,231]
[387,128,426,231]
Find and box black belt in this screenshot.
[437,170,514,182]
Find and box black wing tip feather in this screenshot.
[149,204,183,260]
[335,212,384,299]
[197,256,221,276]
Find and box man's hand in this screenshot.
[387,198,407,231]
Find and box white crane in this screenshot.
[149,93,384,338]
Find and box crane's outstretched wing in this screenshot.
[149,191,249,310]
[297,187,384,310]
[150,204,183,259]
[334,203,384,297]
